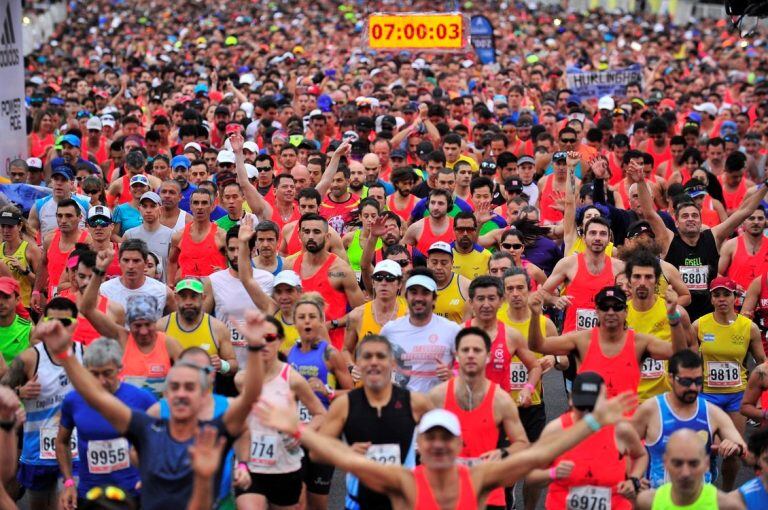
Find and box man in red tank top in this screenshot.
[255,375,636,510]
[168,189,227,284]
[105,151,162,207]
[528,286,692,400]
[718,153,756,215]
[428,327,530,509]
[718,207,768,290]
[403,189,454,256]
[387,167,418,222]
[639,118,672,171]
[279,189,346,258]
[287,213,364,350]
[542,217,624,333]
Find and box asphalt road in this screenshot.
[326,369,758,509]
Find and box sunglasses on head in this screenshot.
[596,302,626,312]
[674,375,703,387]
[502,242,523,250]
[43,316,77,327]
[372,273,400,282]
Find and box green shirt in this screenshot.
[0,315,31,365]
[652,482,718,509]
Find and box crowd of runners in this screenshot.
[2,0,768,509]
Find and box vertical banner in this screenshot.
[470,15,496,64]
[0,0,26,177]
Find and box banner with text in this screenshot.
[566,66,643,100]
[0,0,27,177]
[470,15,496,64]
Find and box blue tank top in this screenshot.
[287,340,333,407]
[646,395,713,488]
[271,256,284,276]
[739,477,768,509]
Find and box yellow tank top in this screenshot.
[452,248,492,280]
[628,297,672,402]
[358,298,407,340]
[566,236,614,257]
[276,310,300,356]
[164,312,219,355]
[699,313,752,394]
[435,273,466,324]
[498,302,545,406]
[0,241,31,307]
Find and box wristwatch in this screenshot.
[330,319,340,329]
[92,267,106,277]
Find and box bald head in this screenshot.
[663,429,709,493]
[362,153,381,184]
[667,429,708,458]
[291,165,310,191]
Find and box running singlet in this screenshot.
[120,332,172,398]
[413,464,478,510]
[287,340,336,409]
[320,194,360,235]
[284,223,303,256]
[497,306,545,405]
[539,176,564,223]
[645,395,713,488]
[276,310,300,356]
[464,320,512,393]
[699,313,752,394]
[563,253,615,333]
[725,235,768,291]
[29,132,54,159]
[628,297,672,402]
[177,223,227,277]
[565,237,615,257]
[116,175,133,205]
[578,328,640,400]
[0,241,32,306]
[647,143,672,170]
[415,217,455,256]
[164,312,219,356]
[545,412,630,510]
[0,315,31,365]
[387,194,417,222]
[20,343,84,467]
[295,252,348,349]
[344,386,417,510]
[651,482,717,509]
[700,195,720,228]
[718,175,748,212]
[46,229,88,296]
[358,299,407,339]
[435,273,466,324]
[60,290,109,346]
[444,379,505,506]
[246,364,303,474]
[738,477,768,509]
[664,229,718,321]
[347,230,382,274]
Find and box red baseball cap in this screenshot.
[709,276,737,292]
[0,276,20,296]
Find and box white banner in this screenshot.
[0,0,26,177]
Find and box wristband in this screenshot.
[628,476,641,493]
[55,348,72,361]
[92,267,106,278]
[220,360,231,374]
[237,462,248,472]
[583,413,602,432]
[63,479,75,488]
[523,383,536,393]
[667,311,681,322]
[0,417,16,432]
[291,423,305,440]
[549,467,557,480]
[330,319,340,329]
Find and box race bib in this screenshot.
[40,427,78,460]
[576,308,599,330]
[707,361,741,387]
[250,435,278,466]
[567,485,611,510]
[229,321,246,348]
[509,362,528,390]
[87,438,129,474]
[641,357,666,379]
[366,444,401,465]
[297,402,312,423]
[679,266,708,291]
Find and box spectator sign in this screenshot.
[0,0,26,176]
[565,66,644,100]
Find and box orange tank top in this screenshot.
[700,195,721,228]
[120,331,172,397]
[647,143,671,170]
[444,378,505,506]
[295,252,347,349]
[413,464,478,510]
[718,175,748,212]
[539,176,564,223]
[30,132,55,160]
[463,320,511,392]
[726,235,768,290]
[579,328,640,400]
[415,217,454,255]
[46,229,88,296]
[545,412,630,510]
[177,223,227,277]
[387,194,417,222]
[563,253,616,333]
[60,290,109,346]
[117,175,134,205]
[285,223,303,256]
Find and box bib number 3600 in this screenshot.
[567,485,611,510]
[576,309,598,330]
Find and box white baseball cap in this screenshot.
[694,102,717,117]
[87,205,112,221]
[100,115,116,128]
[86,116,102,131]
[243,141,260,154]
[417,409,462,436]
[217,150,236,165]
[244,164,258,179]
[373,259,402,278]
[26,157,43,169]
[405,274,437,292]
[597,96,615,111]
[427,241,453,256]
[184,142,203,153]
[273,270,302,289]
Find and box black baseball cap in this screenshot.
[416,141,434,161]
[553,151,567,162]
[595,286,628,307]
[626,220,655,239]
[505,178,523,193]
[579,182,595,199]
[572,372,604,409]
[0,211,21,226]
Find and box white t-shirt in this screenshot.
[99,276,168,316]
[380,314,460,393]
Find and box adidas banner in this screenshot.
[0,0,26,177]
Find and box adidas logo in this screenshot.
[0,1,20,68]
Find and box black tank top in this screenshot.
[664,229,718,321]
[343,385,416,510]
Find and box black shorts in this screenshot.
[301,453,334,495]
[235,469,303,506]
[518,404,546,442]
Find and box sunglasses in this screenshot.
[596,302,626,312]
[219,163,235,168]
[86,486,127,502]
[264,333,281,343]
[88,219,112,228]
[390,259,410,267]
[674,375,703,387]
[502,242,523,250]
[256,166,272,173]
[560,138,577,144]
[43,316,78,327]
[372,274,400,282]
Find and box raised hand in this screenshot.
[238,215,255,242]
[664,287,679,316]
[188,425,227,479]
[592,388,637,426]
[370,215,388,238]
[35,320,73,359]
[333,139,351,158]
[18,374,41,400]
[254,399,300,435]
[528,290,545,315]
[240,309,269,348]
[229,133,245,153]
[590,157,609,180]
[96,248,115,272]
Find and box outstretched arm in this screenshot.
[711,183,768,248]
[527,291,579,355]
[81,249,125,341]
[236,216,277,314]
[629,161,673,255]
[231,133,273,220]
[316,140,351,197]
